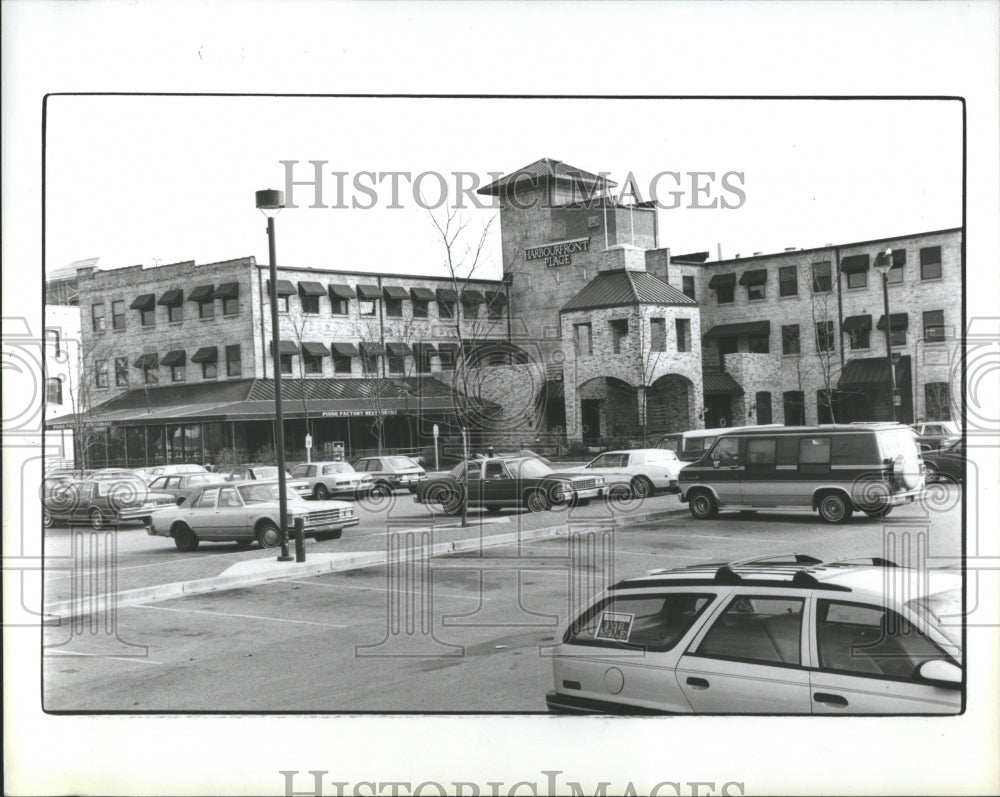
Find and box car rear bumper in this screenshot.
[119,504,174,523]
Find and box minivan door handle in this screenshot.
[686,677,710,689]
[813,692,849,707]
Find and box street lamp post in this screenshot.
[875,248,899,423]
[256,189,294,562]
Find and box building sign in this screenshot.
[321,409,400,418]
[524,237,590,268]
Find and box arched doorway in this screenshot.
[578,376,638,445]
[647,374,695,435]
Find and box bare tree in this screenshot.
[808,264,843,423]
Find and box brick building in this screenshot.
[47,157,962,465]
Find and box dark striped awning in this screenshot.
[876,313,909,331]
[328,284,356,299]
[386,342,412,356]
[412,342,438,355]
[191,346,218,363]
[356,284,381,300]
[738,269,767,286]
[160,349,186,367]
[359,342,385,356]
[298,281,326,296]
[270,340,299,356]
[301,342,330,358]
[485,290,508,306]
[842,314,873,333]
[703,372,744,395]
[157,289,184,306]
[134,353,159,369]
[214,282,240,299]
[265,279,296,297]
[839,357,891,388]
[188,284,215,302]
[436,288,458,303]
[130,293,156,310]
[461,289,485,305]
[330,342,360,357]
[840,254,871,273]
[410,287,436,302]
[383,285,409,300]
[708,273,736,289]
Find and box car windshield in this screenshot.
[906,588,962,649]
[237,483,302,504]
[510,458,553,478]
[252,467,281,479]
[387,456,418,469]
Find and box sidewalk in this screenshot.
[43,503,690,621]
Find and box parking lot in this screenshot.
[43,484,962,712]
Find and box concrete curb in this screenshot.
[43,504,688,620]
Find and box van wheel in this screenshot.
[689,491,718,520]
[818,492,853,524]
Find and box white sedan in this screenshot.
[289,461,373,500]
[560,448,684,498]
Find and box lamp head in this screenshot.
[256,189,285,217]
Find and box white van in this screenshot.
[658,425,784,463]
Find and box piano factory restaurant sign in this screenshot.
[524,237,591,268]
[321,409,400,418]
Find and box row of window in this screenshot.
[573,318,693,356]
[268,280,507,321]
[271,341,466,376]
[779,382,951,424]
[779,311,946,355]
[93,345,242,387]
[708,246,945,305]
[91,284,239,332]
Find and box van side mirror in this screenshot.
[916,659,962,689]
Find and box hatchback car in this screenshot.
[558,448,683,497]
[147,480,358,551]
[289,461,373,500]
[547,553,962,715]
[353,455,427,494]
[217,464,311,499]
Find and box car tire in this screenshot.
[173,524,200,552]
[689,491,718,520]
[630,476,654,500]
[89,508,106,530]
[818,492,853,524]
[525,490,551,513]
[371,483,393,499]
[314,484,329,500]
[256,521,282,549]
[441,490,464,516]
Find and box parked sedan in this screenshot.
[289,461,373,500]
[147,472,230,505]
[911,420,960,452]
[413,455,604,514]
[216,464,311,499]
[558,448,684,497]
[353,455,427,494]
[147,480,358,551]
[547,554,961,715]
[42,475,177,529]
[921,438,965,483]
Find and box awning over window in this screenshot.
[839,357,892,388]
[876,313,909,331]
[703,372,744,395]
[461,289,485,305]
[328,284,356,299]
[330,342,360,357]
[412,342,438,355]
[708,273,736,289]
[841,314,873,334]
[191,346,218,363]
[265,279,296,297]
[270,340,300,356]
[386,342,412,356]
[839,254,871,273]
[738,269,767,286]
[704,320,771,339]
[130,293,156,310]
[359,342,385,356]
[301,342,330,358]
[134,353,159,369]
[160,349,186,367]
[298,281,326,297]
[485,290,508,306]
[188,284,215,302]
[410,287,436,302]
[436,288,458,303]
[157,288,184,306]
[383,285,409,300]
[214,282,240,300]
[356,284,381,300]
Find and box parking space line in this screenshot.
[132,604,348,628]
[44,649,164,665]
[286,579,492,601]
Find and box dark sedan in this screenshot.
[921,438,965,483]
[147,472,230,505]
[413,455,604,514]
[42,475,177,529]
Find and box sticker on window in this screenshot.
[595,611,634,642]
